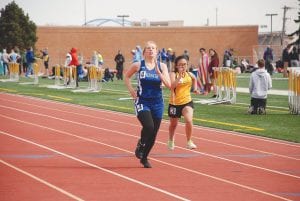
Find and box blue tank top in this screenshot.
[137,60,162,100]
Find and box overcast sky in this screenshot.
[0,0,298,33]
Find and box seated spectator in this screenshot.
[240,58,250,73]
[102,68,115,82]
[275,59,284,73]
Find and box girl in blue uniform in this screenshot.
[125,41,171,168]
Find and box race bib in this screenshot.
[136,104,144,112]
[169,106,176,115]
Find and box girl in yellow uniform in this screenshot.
[168,55,200,150]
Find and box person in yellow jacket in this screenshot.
[168,55,200,150]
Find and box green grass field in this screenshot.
[0,73,299,143]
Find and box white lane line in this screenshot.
[0,131,190,201]
[1,94,299,148]
[0,125,293,201]
[1,98,299,161]
[0,106,299,180]
[0,159,84,201]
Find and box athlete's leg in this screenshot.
[182,106,194,141]
[169,117,178,141]
[137,111,154,145]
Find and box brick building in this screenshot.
[36,25,258,69]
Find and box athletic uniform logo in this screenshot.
[136,104,144,112]
[140,71,146,79]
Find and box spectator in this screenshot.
[9,49,20,63]
[114,50,125,80]
[282,44,291,77]
[0,50,3,75]
[2,49,9,75]
[20,49,27,75]
[133,45,143,63]
[263,46,274,75]
[240,58,250,73]
[183,49,190,61]
[160,48,168,64]
[248,59,272,114]
[223,48,234,67]
[77,52,84,80]
[208,48,219,98]
[97,51,104,67]
[69,47,80,87]
[166,48,175,72]
[198,48,210,95]
[40,48,49,76]
[289,46,299,67]
[25,47,35,77]
[103,68,114,82]
[91,51,98,66]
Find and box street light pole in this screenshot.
[265,13,278,35]
[117,15,130,27]
[84,0,87,25]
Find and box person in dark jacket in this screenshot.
[282,44,291,77]
[289,46,299,67]
[114,50,125,80]
[25,47,35,77]
[208,49,220,98]
[263,46,274,75]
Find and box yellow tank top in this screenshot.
[169,72,192,105]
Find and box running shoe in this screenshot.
[258,107,266,115]
[187,140,197,149]
[135,139,144,159]
[167,140,175,150]
[140,158,152,168]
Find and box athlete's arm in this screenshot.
[155,62,171,89]
[189,72,200,94]
[124,62,140,99]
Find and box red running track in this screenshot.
[0,93,299,201]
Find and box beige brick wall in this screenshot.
[36,25,258,70]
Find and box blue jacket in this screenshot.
[26,50,35,63]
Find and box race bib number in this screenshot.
[169,106,176,115]
[136,104,144,112]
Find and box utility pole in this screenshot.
[84,0,87,26]
[281,6,294,45]
[216,7,218,26]
[266,13,278,35]
[117,15,130,27]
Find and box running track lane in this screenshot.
[0,93,299,201]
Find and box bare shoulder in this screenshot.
[159,62,168,72]
[188,72,196,79]
[125,61,141,76]
[130,61,141,71]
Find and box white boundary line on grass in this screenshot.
[1,92,299,148]
[1,92,298,146]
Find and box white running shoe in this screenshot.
[187,140,197,149]
[167,140,175,150]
